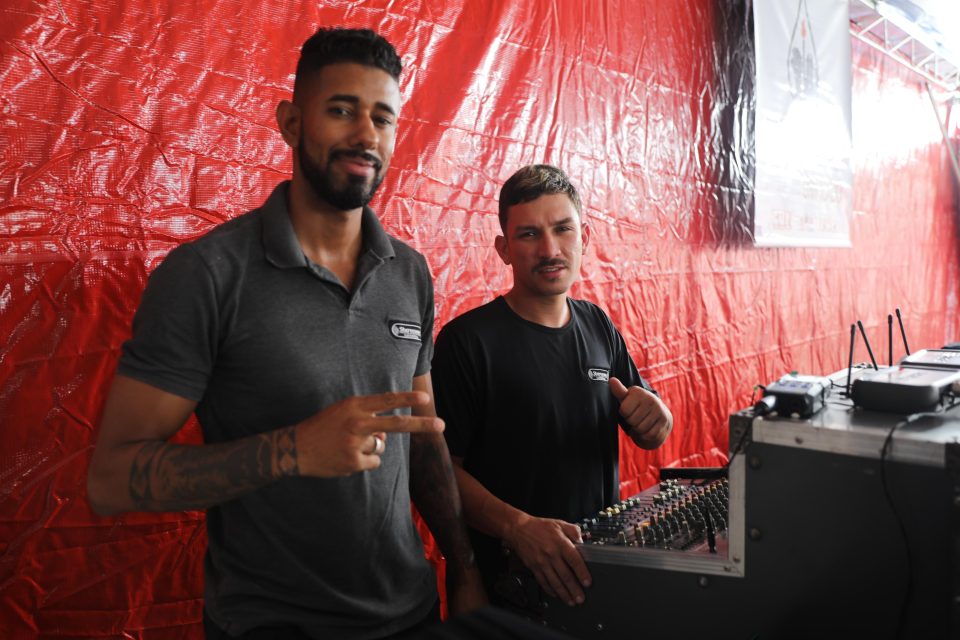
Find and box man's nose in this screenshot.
[349,115,378,150]
[538,233,561,257]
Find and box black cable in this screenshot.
[829,379,857,407]
[879,412,921,639]
[723,414,755,472]
[880,393,958,638]
[725,382,785,471]
[875,391,959,636]
[719,385,767,472]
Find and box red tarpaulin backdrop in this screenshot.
[1,0,958,637]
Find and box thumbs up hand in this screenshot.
[609,377,673,449]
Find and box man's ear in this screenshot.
[494,235,511,265]
[581,218,591,254]
[276,100,301,149]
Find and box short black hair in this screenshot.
[294,28,402,100]
[498,164,583,231]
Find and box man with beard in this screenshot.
[88,28,484,639]
[432,165,673,609]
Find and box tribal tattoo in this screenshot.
[128,426,299,511]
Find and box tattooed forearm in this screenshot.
[128,426,299,511]
[409,433,476,573]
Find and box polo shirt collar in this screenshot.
[262,181,396,269]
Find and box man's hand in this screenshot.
[609,377,672,449]
[295,391,444,477]
[503,513,591,606]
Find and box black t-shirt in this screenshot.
[432,296,653,587]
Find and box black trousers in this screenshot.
[204,600,442,640]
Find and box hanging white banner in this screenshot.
[753,0,852,247]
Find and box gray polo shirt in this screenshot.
[118,181,437,639]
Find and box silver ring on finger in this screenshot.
[371,434,385,456]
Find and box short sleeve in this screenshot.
[414,255,435,377]
[432,324,483,459]
[608,318,656,395]
[117,244,219,401]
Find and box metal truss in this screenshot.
[849,0,960,95]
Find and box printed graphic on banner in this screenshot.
[754,0,852,247]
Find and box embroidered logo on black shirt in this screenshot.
[390,321,422,342]
[587,368,610,382]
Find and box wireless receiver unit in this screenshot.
[845,311,960,414]
[757,374,831,418]
[851,366,960,414]
[899,349,960,370]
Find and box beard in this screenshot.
[298,135,385,211]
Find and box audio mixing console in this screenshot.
[577,478,728,553]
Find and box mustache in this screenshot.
[534,259,569,271]
[330,149,382,171]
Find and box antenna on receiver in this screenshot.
[857,320,879,370]
[846,323,856,397]
[895,307,910,356]
[887,314,893,366]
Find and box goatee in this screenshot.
[298,138,384,211]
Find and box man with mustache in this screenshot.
[87,27,484,639]
[431,164,673,609]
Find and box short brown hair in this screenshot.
[498,165,582,231]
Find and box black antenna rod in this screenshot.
[895,307,910,355]
[857,320,879,370]
[888,314,893,366]
[846,323,856,397]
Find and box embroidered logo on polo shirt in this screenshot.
[587,368,610,382]
[390,321,422,342]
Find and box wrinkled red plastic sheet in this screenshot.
[2,0,958,637]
